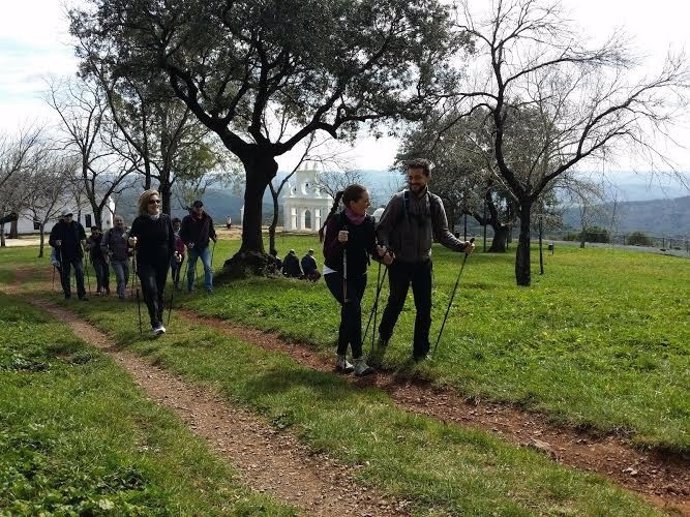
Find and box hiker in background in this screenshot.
[270,249,283,274]
[170,217,186,290]
[180,200,217,293]
[319,184,393,376]
[49,212,88,301]
[86,226,110,295]
[281,249,302,278]
[373,158,474,364]
[128,190,176,336]
[226,215,232,230]
[102,215,130,300]
[301,248,321,282]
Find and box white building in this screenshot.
[281,164,332,232]
[11,196,115,235]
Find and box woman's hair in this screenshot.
[318,184,367,242]
[137,189,160,216]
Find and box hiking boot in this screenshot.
[353,357,375,376]
[335,355,354,373]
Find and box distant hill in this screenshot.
[562,196,690,237]
[112,170,689,236]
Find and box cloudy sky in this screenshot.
[1,0,688,177]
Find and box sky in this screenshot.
[1,0,689,190]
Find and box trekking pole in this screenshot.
[132,251,142,334]
[168,254,178,325]
[432,238,475,357]
[342,247,348,303]
[84,252,92,295]
[363,262,388,351]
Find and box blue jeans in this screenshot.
[110,259,129,299]
[186,246,212,291]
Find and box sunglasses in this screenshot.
[148,199,161,205]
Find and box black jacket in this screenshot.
[180,212,216,249]
[49,221,86,260]
[322,212,379,277]
[129,214,175,266]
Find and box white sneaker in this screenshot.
[335,355,354,373]
[354,358,375,376]
[152,324,166,336]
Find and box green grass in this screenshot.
[0,289,296,516]
[183,235,690,452]
[55,283,660,515]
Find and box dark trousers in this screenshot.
[137,261,169,328]
[92,258,110,293]
[60,255,86,299]
[324,272,368,359]
[170,255,184,288]
[378,260,433,359]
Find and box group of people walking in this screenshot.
[49,158,473,368]
[50,191,218,336]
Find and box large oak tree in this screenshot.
[70,0,465,274]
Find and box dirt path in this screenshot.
[179,310,690,516]
[24,298,411,517]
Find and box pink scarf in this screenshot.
[344,207,366,225]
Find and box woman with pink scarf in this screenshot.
[319,184,394,376]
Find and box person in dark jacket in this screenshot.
[48,212,87,300]
[300,249,321,281]
[86,226,110,295]
[128,190,176,336]
[180,200,217,293]
[319,184,393,375]
[374,158,474,363]
[102,215,130,300]
[281,249,302,278]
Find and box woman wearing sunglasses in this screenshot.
[128,189,177,336]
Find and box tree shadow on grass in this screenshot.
[241,367,369,407]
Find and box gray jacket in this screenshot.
[376,188,467,263]
[101,227,129,262]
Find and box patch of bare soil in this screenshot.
[179,310,690,516]
[24,298,411,517]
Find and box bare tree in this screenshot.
[24,155,75,257]
[46,77,134,227]
[451,0,690,285]
[0,128,43,246]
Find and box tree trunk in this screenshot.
[515,200,532,286]
[159,176,172,216]
[217,151,278,280]
[488,225,510,252]
[9,219,18,239]
[268,189,279,255]
[38,224,45,258]
[0,223,5,247]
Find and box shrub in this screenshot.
[627,231,653,246]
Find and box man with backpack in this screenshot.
[101,215,131,300]
[49,212,88,300]
[372,158,475,363]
